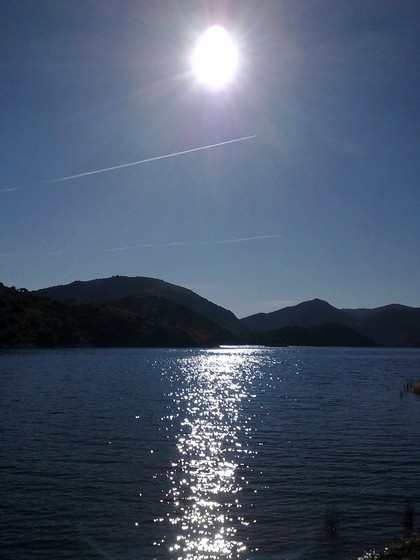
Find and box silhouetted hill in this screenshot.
[356,305,420,347]
[0,283,235,348]
[34,276,246,337]
[343,303,416,322]
[242,300,420,347]
[2,278,418,348]
[242,299,355,331]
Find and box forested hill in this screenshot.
[0,283,236,348]
[242,298,420,347]
[34,275,246,337]
[1,278,418,348]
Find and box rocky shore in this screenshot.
[357,533,420,559]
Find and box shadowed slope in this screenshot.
[242,299,355,332]
[242,299,420,347]
[34,276,246,337]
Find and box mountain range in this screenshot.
[1,276,419,348]
[243,298,420,347]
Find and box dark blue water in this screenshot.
[1,347,419,559]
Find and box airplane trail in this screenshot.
[106,235,280,252]
[2,135,256,192]
[0,235,280,258]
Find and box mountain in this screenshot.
[0,283,235,348]
[354,304,420,347]
[2,277,418,348]
[242,300,420,347]
[34,276,246,337]
[242,299,355,331]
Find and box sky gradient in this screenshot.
[1,0,419,318]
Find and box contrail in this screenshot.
[45,135,256,183]
[106,235,280,252]
[0,235,280,258]
[2,135,256,192]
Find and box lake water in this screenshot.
[1,346,419,560]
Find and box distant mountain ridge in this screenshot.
[33,280,420,348]
[242,299,420,347]
[0,277,417,348]
[242,298,354,331]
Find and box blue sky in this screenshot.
[1,0,419,317]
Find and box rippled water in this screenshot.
[1,346,419,560]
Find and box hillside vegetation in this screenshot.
[0,283,233,348]
[243,298,420,347]
[35,275,246,337]
[1,277,418,348]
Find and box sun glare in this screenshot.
[191,25,239,90]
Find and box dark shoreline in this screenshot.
[357,532,420,559]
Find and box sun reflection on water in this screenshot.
[160,347,259,559]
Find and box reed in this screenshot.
[402,500,415,529]
[400,379,420,398]
[323,504,341,536]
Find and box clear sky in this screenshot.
[1,0,419,318]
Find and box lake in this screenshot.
[1,346,419,559]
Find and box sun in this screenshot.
[191,26,239,90]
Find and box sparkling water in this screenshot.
[1,346,419,559]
